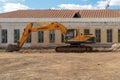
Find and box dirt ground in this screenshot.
[0,49,120,80]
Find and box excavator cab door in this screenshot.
[65,29,77,41]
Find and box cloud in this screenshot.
[110,0,120,6]
[57,0,120,10]
[96,0,108,9]
[58,4,96,10]
[53,0,120,10]
[3,3,29,12]
[0,7,2,13]
[96,0,120,9]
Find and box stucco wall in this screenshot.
[0,18,120,47]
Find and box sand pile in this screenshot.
[110,43,120,51]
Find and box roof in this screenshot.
[79,10,120,18]
[0,10,79,18]
[0,10,120,18]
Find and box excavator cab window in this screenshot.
[65,29,77,40]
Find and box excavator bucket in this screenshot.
[6,44,19,52]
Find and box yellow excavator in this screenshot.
[6,22,95,52]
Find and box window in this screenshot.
[95,29,101,42]
[1,29,7,43]
[14,29,20,43]
[65,29,77,40]
[84,29,90,35]
[38,31,44,43]
[26,34,31,43]
[73,12,80,18]
[49,30,55,43]
[107,29,112,42]
[61,34,64,42]
[118,29,120,42]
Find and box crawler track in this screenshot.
[6,44,93,53]
[55,45,92,53]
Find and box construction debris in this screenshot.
[110,43,120,52]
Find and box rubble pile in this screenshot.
[110,43,120,51]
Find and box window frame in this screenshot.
[38,31,44,43]
[118,29,120,42]
[1,29,7,43]
[84,29,90,35]
[107,29,112,42]
[49,30,55,43]
[95,29,101,42]
[26,34,31,43]
[14,29,20,43]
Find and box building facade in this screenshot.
[0,10,120,48]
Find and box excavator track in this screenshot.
[55,45,92,53]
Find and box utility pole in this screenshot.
[105,0,111,9]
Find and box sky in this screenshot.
[0,0,120,13]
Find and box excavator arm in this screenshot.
[6,22,67,52]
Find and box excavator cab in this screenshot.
[65,29,95,45]
[65,29,78,41]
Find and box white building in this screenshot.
[0,10,120,48]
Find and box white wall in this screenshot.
[0,18,120,47]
